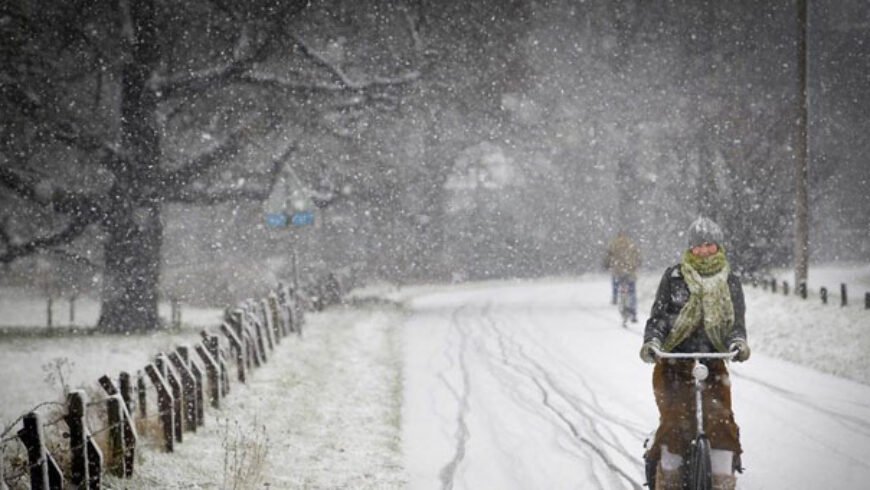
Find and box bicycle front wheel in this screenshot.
[688,434,712,490]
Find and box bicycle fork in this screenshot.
[692,362,709,437]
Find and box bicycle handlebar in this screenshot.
[651,347,737,360]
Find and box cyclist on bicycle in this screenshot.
[604,230,642,322]
[639,217,751,490]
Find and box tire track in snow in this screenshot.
[478,305,644,490]
[437,306,473,490]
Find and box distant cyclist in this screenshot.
[639,217,751,489]
[604,230,641,322]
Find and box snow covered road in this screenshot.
[399,278,870,490]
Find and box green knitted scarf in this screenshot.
[661,249,735,352]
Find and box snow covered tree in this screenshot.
[0,0,418,331]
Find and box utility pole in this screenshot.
[795,0,810,289]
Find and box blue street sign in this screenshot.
[266,212,288,228]
[291,211,315,226]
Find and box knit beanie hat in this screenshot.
[688,216,724,248]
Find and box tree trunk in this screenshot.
[97,0,163,333]
[98,202,163,332]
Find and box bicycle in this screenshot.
[648,347,738,490]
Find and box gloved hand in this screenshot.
[639,339,661,364]
[729,339,751,362]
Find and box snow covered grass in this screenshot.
[750,262,870,385]
[102,305,407,489]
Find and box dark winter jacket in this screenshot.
[643,264,747,353]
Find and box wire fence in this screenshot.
[0,277,333,490]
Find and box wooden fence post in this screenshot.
[219,349,230,396]
[160,356,184,442]
[220,323,246,383]
[17,413,49,490]
[268,293,288,337]
[106,394,126,477]
[136,371,147,418]
[118,372,133,415]
[168,352,197,433]
[144,364,174,452]
[95,374,136,478]
[195,343,221,409]
[67,390,89,487]
[106,394,124,476]
[0,450,7,490]
[248,328,261,367]
[178,346,205,426]
[841,283,848,306]
[86,435,102,489]
[200,332,225,393]
[230,310,261,368]
[46,453,63,490]
[245,312,268,364]
[260,298,280,345]
[96,377,125,479]
[190,360,205,425]
[256,310,274,353]
[821,287,828,305]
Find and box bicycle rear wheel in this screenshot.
[687,434,713,490]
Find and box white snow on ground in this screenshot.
[104,306,406,489]
[0,291,224,426]
[392,273,870,490]
[0,329,208,426]
[2,263,870,489]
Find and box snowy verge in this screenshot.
[107,304,407,489]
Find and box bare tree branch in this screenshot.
[236,70,420,95]
[158,129,249,194]
[0,166,41,203]
[290,34,422,91]
[0,215,95,264]
[155,0,310,101]
[0,217,12,247]
[0,167,105,220]
[0,82,125,160]
[165,145,293,205]
[48,248,102,271]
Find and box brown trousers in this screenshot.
[648,359,741,462]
